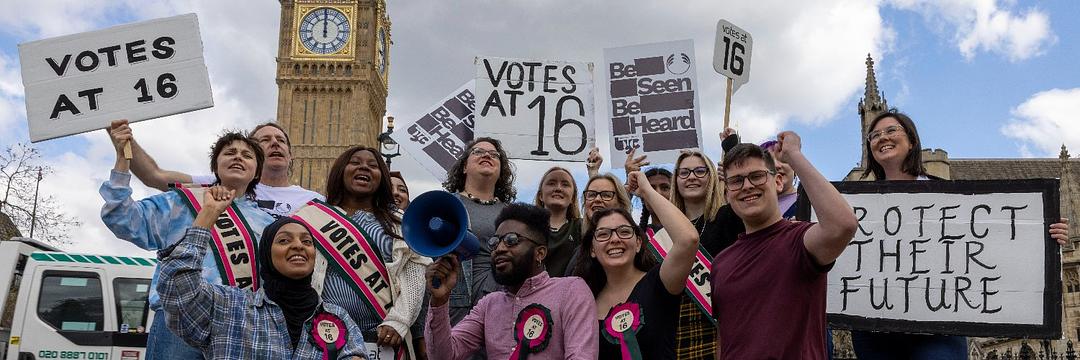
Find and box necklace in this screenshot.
[692,216,707,237]
[463,191,499,205]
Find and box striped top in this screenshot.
[321,210,395,340]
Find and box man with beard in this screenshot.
[109,120,322,217]
[424,203,599,360]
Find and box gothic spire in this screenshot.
[864,53,881,105]
[1061,144,1070,160]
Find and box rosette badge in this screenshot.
[510,304,554,360]
[603,302,644,360]
[309,312,348,360]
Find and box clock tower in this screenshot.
[275,0,391,193]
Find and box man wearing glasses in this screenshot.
[710,132,857,359]
[424,203,599,359]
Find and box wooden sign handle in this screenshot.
[723,77,733,130]
[123,142,132,160]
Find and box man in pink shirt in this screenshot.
[425,203,599,359]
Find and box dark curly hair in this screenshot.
[325,146,401,239]
[209,132,264,200]
[495,203,552,245]
[572,207,657,296]
[441,137,517,202]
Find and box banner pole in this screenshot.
[723,77,733,130]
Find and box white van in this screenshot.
[1,238,155,360]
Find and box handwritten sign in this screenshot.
[713,19,753,93]
[797,180,1062,338]
[392,81,476,181]
[603,40,703,165]
[18,14,213,142]
[474,57,594,161]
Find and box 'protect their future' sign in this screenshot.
[19,14,213,142]
[797,180,1061,338]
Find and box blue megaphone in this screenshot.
[402,191,480,261]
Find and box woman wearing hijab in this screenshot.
[157,186,367,359]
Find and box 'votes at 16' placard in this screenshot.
[474,56,595,162]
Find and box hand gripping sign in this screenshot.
[712,19,753,129]
[18,13,213,143]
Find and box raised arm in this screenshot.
[627,171,699,294]
[157,186,239,347]
[586,147,603,178]
[775,131,857,266]
[109,120,193,191]
[425,256,485,360]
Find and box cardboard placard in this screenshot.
[796,180,1062,338]
[474,57,594,161]
[603,40,703,166]
[19,13,213,142]
[392,81,477,181]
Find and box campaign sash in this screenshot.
[173,185,260,290]
[645,228,714,324]
[291,200,394,319]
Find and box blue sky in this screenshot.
[0,0,1077,253]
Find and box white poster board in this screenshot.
[19,13,213,142]
[800,180,1061,338]
[393,81,476,181]
[603,40,703,166]
[474,57,594,161]
[713,19,753,93]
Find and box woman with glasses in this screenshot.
[572,171,699,360]
[581,173,633,229]
[852,111,1070,358]
[441,138,515,327]
[533,167,583,277]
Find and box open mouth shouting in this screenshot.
[267,150,287,160]
[227,162,247,173]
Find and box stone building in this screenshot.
[275,0,391,193]
[836,55,1080,359]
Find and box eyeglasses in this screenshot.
[677,166,709,179]
[470,148,500,159]
[583,190,616,201]
[487,232,539,248]
[867,125,905,143]
[723,170,774,191]
[594,225,637,242]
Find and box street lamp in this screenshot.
[377,116,401,166]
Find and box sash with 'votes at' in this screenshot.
[290,200,394,318]
[173,184,260,290]
[645,228,714,324]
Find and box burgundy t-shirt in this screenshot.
[710,219,831,359]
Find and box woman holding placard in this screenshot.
[851,111,1070,358]
[572,171,699,360]
[100,126,275,360]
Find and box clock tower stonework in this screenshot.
[275,0,391,194]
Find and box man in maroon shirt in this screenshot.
[710,132,857,359]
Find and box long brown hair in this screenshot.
[533,167,581,222]
[325,146,401,239]
[572,207,656,295]
[863,111,927,180]
[441,137,517,202]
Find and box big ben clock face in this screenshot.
[299,7,351,54]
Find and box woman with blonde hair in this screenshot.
[581,173,633,229]
[533,166,583,276]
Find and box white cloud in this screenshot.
[1001,88,1080,158]
[888,0,1055,61]
[1,0,894,252]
